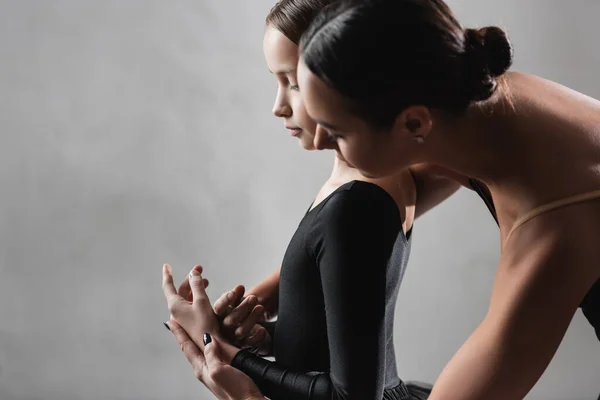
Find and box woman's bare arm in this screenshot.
[429,205,600,399]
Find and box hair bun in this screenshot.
[464,26,513,101]
[481,26,513,76]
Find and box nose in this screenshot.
[272,89,292,118]
[313,125,337,150]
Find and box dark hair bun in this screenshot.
[481,26,513,76]
[464,26,513,101]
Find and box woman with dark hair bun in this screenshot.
[296,0,600,399]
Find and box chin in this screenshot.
[357,167,388,179]
[359,171,381,179]
[299,140,316,151]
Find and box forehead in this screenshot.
[297,58,348,121]
[263,27,299,72]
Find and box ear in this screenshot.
[392,106,433,143]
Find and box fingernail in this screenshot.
[163,322,171,332]
[190,269,200,279]
[203,333,212,346]
[227,291,234,300]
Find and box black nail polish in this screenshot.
[203,333,212,345]
[163,322,171,332]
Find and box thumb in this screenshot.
[203,333,225,370]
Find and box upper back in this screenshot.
[471,71,600,241]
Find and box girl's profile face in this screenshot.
[263,26,317,151]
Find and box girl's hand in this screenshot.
[162,264,220,351]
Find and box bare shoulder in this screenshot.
[445,203,600,400]
[500,197,600,295]
[505,71,600,112]
[429,200,600,400]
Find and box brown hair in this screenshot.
[266,0,338,45]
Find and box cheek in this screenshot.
[366,136,401,175]
[342,137,366,158]
[294,102,317,135]
[340,137,381,169]
[336,141,360,167]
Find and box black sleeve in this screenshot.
[258,320,276,341]
[231,184,402,400]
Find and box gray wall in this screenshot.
[0,1,598,399]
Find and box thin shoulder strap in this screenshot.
[504,189,600,245]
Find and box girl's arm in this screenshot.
[246,267,280,320]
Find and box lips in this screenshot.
[286,127,302,137]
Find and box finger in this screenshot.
[214,285,245,317]
[180,278,208,302]
[163,264,189,317]
[244,325,267,347]
[167,320,207,370]
[189,269,210,305]
[162,264,179,301]
[178,265,203,301]
[235,304,265,340]
[223,295,258,328]
[213,292,233,318]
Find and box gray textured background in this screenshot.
[1,1,599,399]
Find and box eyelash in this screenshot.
[327,132,341,141]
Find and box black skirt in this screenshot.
[384,381,433,400]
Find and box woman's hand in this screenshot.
[213,287,272,354]
[166,320,264,400]
[162,263,221,351]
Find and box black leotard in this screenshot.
[232,181,420,399]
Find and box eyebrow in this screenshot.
[314,119,340,130]
[269,68,297,75]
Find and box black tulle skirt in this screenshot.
[383,380,433,400]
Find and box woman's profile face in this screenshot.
[297,58,409,178]
[263,26,317,151]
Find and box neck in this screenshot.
[329,153,357,183]
[422,105,507,184]
[329,151,404,191]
